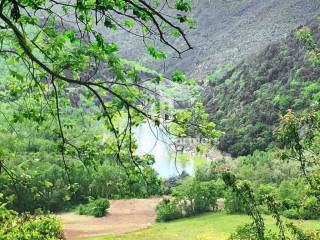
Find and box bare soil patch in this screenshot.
[57,198,161,240]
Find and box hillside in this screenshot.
[109,0,320,79]
[203,18,320,157]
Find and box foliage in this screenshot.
[276,110,320,198]
[173,178,223,216]
[89,163,163,200]
[286,222,320,240]
[282,209,300,220]
[194,159,227,182]
[224,189,247,214]
[0,202,64,240]
[156,172,224,222]
[298,196,320,220]
[78,198,110,217]
[228,223,281,240]
[0,105,164,213]
[229,147,320,220]
[204,20,320,157]
[167,101,223,140]
[223,173,266,239]
[156,198,182,222]
[295,26,320,65]
[223,172,320,240]
[228,222,320,240]
[0,1,226,219]
[1,153,162,212]
[232,150,299,184]
[278,179,306,210]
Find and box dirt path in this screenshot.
[57,198,161,240]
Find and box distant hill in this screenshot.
[203,17,320,157]
[107,1,320,157]
[109,0,320,79]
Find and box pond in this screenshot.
[134,123,199,179]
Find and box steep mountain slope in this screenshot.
[203,18,320,157]
[110,0,320,79]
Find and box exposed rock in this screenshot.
[108,0,320,79]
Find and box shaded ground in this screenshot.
[57,198,161,240]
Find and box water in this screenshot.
[134,123,194,179]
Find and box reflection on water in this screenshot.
[134,123,194,179]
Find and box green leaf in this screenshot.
[124,19,135,29]
[7,57,15,65]
[175,0,192,12]
[43,180,53,188]
[171,71,186,83]
[147,45,167,60]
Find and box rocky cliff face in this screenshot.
[109,0,320,79]
[203,18,320,157]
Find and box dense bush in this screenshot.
[156,199,182,222]
[173,178,222,215]
[194,160,226,182]
[298,196,320,220]
[0,203,64,239]
[286,222,320,240]
[277,179,320,220]
[224,189,247,214]
[0,155,163,213]
[90,164,163,200]
[229,224,262,240]
[232,150,299,184]
[156,176,224,222]
[278,179,306,209]
[229,149,320,220]
[0,90,164,214]
[283,209,300,219]
[78,198,110,217]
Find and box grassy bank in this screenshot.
[88,212,320,240]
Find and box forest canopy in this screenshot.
[0,0,223,213]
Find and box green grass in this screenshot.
[88,212,320,240]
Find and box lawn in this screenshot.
[88,212,320,240]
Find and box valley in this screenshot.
[0,1,320,240]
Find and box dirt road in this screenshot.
[57,198,161,240]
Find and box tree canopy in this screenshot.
[0,0,223,192]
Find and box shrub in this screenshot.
[0,203,64,240]
[283,209,300,219]
[89,163,163,200]
[281,198,299,210]
[156,177,223,222]
[194,161,224,182]
[224,189,247,214]
[156,199,182,222]
[229,222,320,240]
[278,179,306,207]
[173,178,221,216]
[78,198,110,217]
[229,224,258,240]
[299,196,320,220]
[229,224,282,240]
[286,222,320,240]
